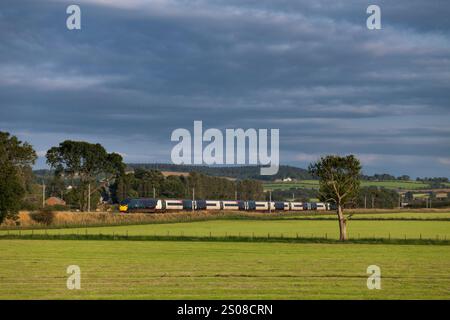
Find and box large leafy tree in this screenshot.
[134,169,164,197]
[0,132,37,224]
[111,173,138,203]
[111,168,265,203]
[161,176,185,198]
[237,179,265,200]
[46,141,125,211]
[308,155,361,241]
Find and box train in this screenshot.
[119,198,335,213]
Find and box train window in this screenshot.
[166,202,181,206]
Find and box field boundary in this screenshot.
[1,233,449,245]
[2,216,448,231]
[2,209,450,231]
[284,217,450,221]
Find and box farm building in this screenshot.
[45,197,66,206]
[161,171,190,177]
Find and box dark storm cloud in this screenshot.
[0,0,449,177]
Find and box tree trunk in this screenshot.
[337,204,348,241]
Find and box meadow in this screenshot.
[0,240,448,299]
[1,216,449,240]
[1,211,449,299]
[283,211,450,220]
[263,180,432,191]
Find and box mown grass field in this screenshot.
[1,212,449,299]
[2,217,449,240]
[282,211,450,220]
[0,240,449,299]
[264,180,432,191]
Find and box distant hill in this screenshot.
[32,169,53,181]
[34,164,448,187]
[126,163,313,181]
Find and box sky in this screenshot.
[1,0,449,178]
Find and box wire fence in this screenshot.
[1,229,448,245]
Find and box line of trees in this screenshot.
[111,169,265,203]
[127,163,313,181]
[269,189,318,202]
[361,173,409,181]
[416,177,449,183]
[356,187,399,209]
[361,174,450,186]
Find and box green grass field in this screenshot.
[282,211,450,220]
[0,240,448,299]
[264,180,432,191]
[1,213,449,299]
[2,218,449,240]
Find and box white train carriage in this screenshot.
[164,199,184,211]
[193,200,220,210]
[221,200,245,210]
[316,202,327,211]
[274,201,290,211]
[205,200,221,210]
[289,202,303,211]
[253,201,269,211]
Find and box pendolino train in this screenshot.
[119,198,334,213]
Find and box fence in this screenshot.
[1,230,448,245]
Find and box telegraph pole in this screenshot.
[153,187,156,199]
[371,196,375,209]
[42,180,46,208]
[269,191,272,213]
[192,188,195,213]
[88,183,91,212]
[364,195,367,209]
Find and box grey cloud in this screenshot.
[1,0,449,177]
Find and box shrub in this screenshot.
[20,200,40,211]
[47,204,70,211]
[30,208,56,226]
